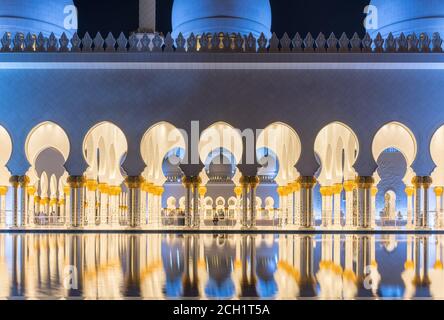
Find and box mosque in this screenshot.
[1,0,444,231]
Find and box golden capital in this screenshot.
[0,186,8,196]
[435,187,444,197]
[198,186,207,197]
[277,186,287,197]
[67,176,86,188]
[125,176,144,189]
[343,180,356,192]
[26,185,36,196]
[355,176,374,189]
[297,176,317,189]
[98,183,109,194]
[320,186,333,197]
[234,186,242,197]
[405,186,414,197]
[371,187,378,197]
[333,184,343,195]
[108,186,122,196]
[86,179,98,192]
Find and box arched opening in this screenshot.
[199,122,243,226]
[372,122,417,227]
[314,122,359,228]
[141,122,186,227]
[430,125,444,228]
[0,126,12,228]
[376,148,407,226]
[25,121,70,227]
[256,122,301,227]
[83,122,128,227]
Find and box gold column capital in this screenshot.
[98,183,109,194]
[67,175,86,188]
[198,186,207,197]
[297,176,317,189]
[86,179,98,192]
[0,186,8,196]
[343,180,356,192]
[405,186,414,196]
[355,176,374,189]
[277,186,287,197]
[435,186,444,197]
[26,185,36,196]
[371,186,378,197]
[320,186,333,197]
[125,176,145,189]
[234,186,242,197]
[9,175,30,188]
[333,184,343,195]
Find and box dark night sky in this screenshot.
[73,0,370,37]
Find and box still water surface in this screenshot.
[0,233,442,300]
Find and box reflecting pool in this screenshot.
[0,233,442,300]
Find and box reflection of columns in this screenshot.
[405,186,414,229]
[67,176,86,228]
[343,180,355,228]
[182,176,193,227]
[98,183,109,226]
[434,187,443,229]
[9,176,29,228]
[249,176,259,228]
[85,180,98,227]
[370,187,378,229]
[333,184,342,228]
[356,176,374,229]
[0,186,7,227]
[234,186,242,224]
[298,177,316,228]
[192,177,201,228]
[126,176,144,228]
[413,177,432,229]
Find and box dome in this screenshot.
[172,0,272,39]
[0,0,78,38]
[367,0,444,38]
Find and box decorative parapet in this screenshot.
[1,31,443,53]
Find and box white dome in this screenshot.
[0,0,78,38]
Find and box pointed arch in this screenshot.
[256,122,301,186]
[0,125,12,185]
[83,121,127,186]
[25,121,70,186]
[430,125,444,186]
[141,121,186,186]
[314,122,359,186]
[372,121,417,185]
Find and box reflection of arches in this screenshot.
[430,125,444,186]
[372,122,417,186]
[257,122,301,186]
[83,122,127,186]
[315,122,359,186]
[141,122,186,186]
[0,126,12,185]
[25,121,70,186]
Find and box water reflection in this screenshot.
[0,233,443,299]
